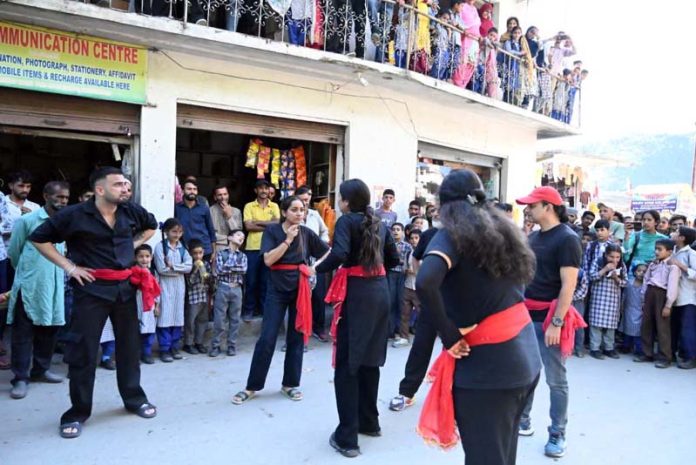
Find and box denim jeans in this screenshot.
[520,322,569,436]
[212,283,243,349]
[287,18,307,46]
[677,304,696,360]
[387,271,405,337]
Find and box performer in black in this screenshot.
[415,169,542,465]
[30,167,159,439]
[316,179,400,458]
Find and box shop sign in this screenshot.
[0,21,147,104]
[630,192,678,212]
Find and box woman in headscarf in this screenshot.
[478,2,494,36]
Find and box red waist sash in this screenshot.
[417,302,531,450]
[270,263,313,345]
[324,265,386,367]
[524,298,587,359]
[92,266,161,311]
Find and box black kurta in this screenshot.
[316,212,399,372]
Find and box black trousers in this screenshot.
[398,307,437,399]
[10,292,60,384]
[333,309,381,450]
[311,273,327,334]
[454,375,539,465]
[61,290,148,424]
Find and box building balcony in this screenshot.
[0,0,580,139]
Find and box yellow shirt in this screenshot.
[243,199,280,250]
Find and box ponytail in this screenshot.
[359,206,384,272]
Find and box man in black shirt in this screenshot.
[516,186,582,459]
[30,167,158,439]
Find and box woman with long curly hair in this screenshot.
[316,179,400,458]
[415,169,541,465]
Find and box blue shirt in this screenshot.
[174,200,217,255]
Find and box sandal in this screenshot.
[388,395,415,412]
[232,390,255,405]
[281,387,303,401]
[134,403,157,419]
[60,421,82,439]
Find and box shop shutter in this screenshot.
[418,142,502,168]
[0,88,140,135]
[176,104,345,145]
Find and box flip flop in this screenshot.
[59,422,82,439]
[281,387,303,401]
[232,390,255,405]
[134,403,157,419]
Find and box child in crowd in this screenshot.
[388,223,412,347]
[154,218,193,363]
[210,230,248,357]
[429,9,452,80]
[584,220,614,273]
[183,239,211,355]
[551,68,572,121]
[410,216,429,232]
[669,226,696,369]
[588,243,627,359]
[620,263,647,355]
[572,254,589,357]
[635,239,680,368]
[134,244,160,364]
[502,26,523,104]
[401,228,422,338]
[449,1,463,78]
[99,319,115,370]
[482,27,500,99]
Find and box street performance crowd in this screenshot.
[1,167,693,464]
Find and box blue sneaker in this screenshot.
[544,432,566,458]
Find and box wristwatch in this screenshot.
[551,316,564,328]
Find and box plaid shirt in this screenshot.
[187,261,211,304]
[216,248,247,286]
[390,240,413,273]
[588,259,627,329]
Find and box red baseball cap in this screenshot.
[516,186,564,206]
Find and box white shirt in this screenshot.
[673,245,696,307]
[304,209,329,243]
[1,194,40,249]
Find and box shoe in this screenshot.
[195,18,208,26]
[603,350,620,359]
[99,358,116,370]
[654,360,671,369]
[359,428,382,437]
[195,344,208,354]
[518,421,534,436]
[312,331,329,343]
[544,432,567,458]
[171,349,183,360]
[209,346,221,357]
[633,354,654,363]
[389,395,415,412]
[392,337,409,348]
[573,349,585,358]
[182,345,198,355]
[227,347,236,356]
[10,380,28,399]
[31,371,64,383]
[589,350,605,360]
[678,358,696,369]
[141,355,155,365]
[329,432,360,458]
[160,352,174,363]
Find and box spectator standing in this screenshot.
[388,223,413,347]
[175,180,216,262]
[375,189,397,227]
[408,199,423,220]
[502,26,524,104]
[579,210,595,234]
[210,186,243,252]
[668,227,696,369]
[620,263,647,355]
[623,210,668,269]
[183,240,212,355]
[242,180,280,321]
[595,202,625,243]
[7,181,70,399]
[452,0,481,89]
[134,244,159,365]
[669,215,687,234]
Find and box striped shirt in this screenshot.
[216,248,247,286]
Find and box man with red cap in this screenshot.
[515,186,584,459]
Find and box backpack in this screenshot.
[162,239,186,263]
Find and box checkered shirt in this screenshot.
[587,258,627,329]
[390,240,413,273]
[187,262,211,305]
[216,249,247,286]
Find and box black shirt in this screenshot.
[525,223,582,321]
[416,229,541,389]
[315,212,400,273]
[260,223,329,292]
[29,198,158,302]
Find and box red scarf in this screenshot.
[417,302,531,450]
[324,265,386,367]
[524,298,587,359]
[270,264,313,344]
[92,266,161,311]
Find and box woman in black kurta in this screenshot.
[233,196,329,404]
[415,169,541,465]
[316,179,399,458]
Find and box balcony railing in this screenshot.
[72,0,582,126]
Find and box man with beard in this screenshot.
[29,167,159,438]
[175,180,217,262]
[210,185,243,253]
[6,181,70,399]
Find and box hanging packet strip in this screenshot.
[245,138,262,168]
[293,146,307,188]
[257,146,271,179]
[271,149,281,188]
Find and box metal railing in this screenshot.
[74,0,582,126]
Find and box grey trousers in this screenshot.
[184,301,208,346]
[212,284,243,349]
[589,326,615,352]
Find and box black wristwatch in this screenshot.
[551,316,564,328]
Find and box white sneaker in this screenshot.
[392,337,409,348]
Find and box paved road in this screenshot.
[1,335,694,464]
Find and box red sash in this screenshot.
[270,264,313,344]
[524,298,587,359]
[92,266,161,311]
[417,302,531,450]
[324,265,386,367]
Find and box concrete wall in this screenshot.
[138,49,538,223]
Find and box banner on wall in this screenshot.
[0,21,147,104]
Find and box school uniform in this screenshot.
[641,260,680,362]
[137,286,158,357]
[154,241,192,353]
[587,260,627,351]
[185,261,211,348]
[212,249,247,351]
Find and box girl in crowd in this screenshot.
[621,263,647,355]
[519,26,541,108]
[154,218,192,363]
[233,196,329,404]
[415,169,541,465]
[502,26,524,104]
[452,0,482,88]
[316,179,400,458]
[135,244,160,364]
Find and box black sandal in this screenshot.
[134,403,157,419]
[232,390,256,405]
[60,421,82,439]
